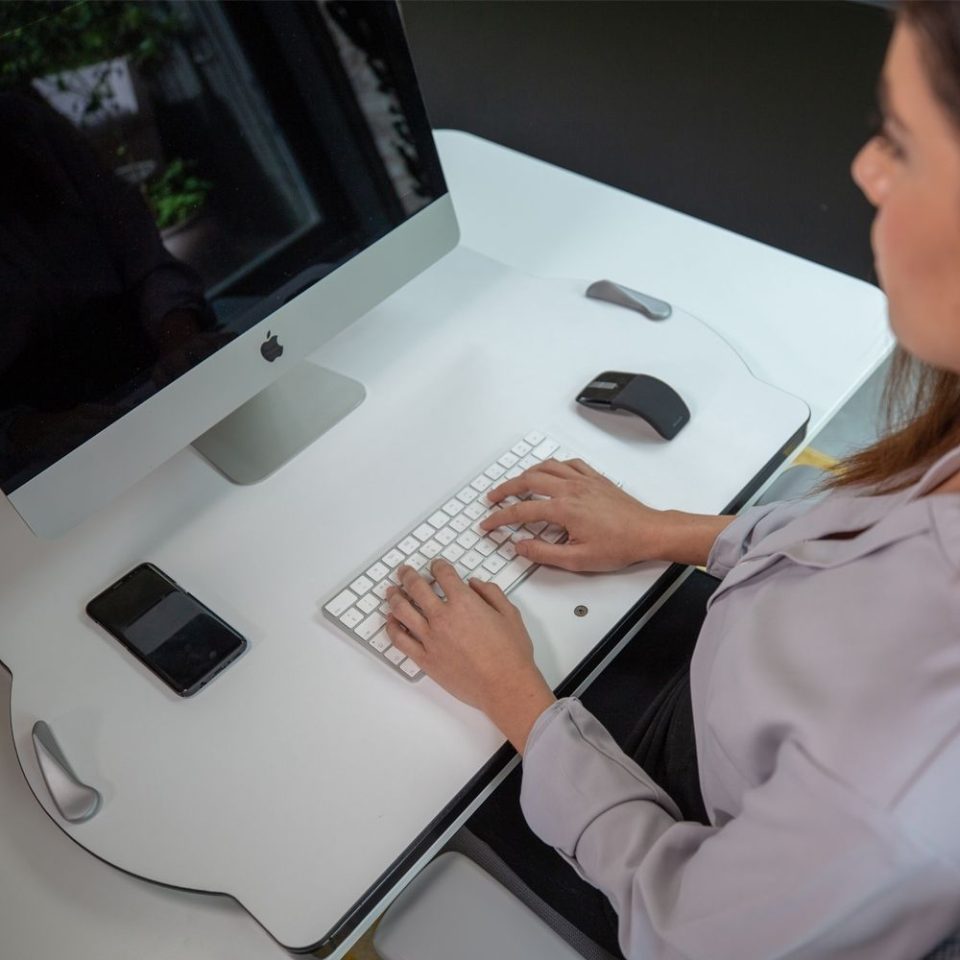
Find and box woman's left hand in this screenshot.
[385,559,556,752]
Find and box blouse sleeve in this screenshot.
[706,499,817,579]
[520,699,960,960]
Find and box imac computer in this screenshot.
[0,0,458,537]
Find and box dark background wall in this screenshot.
[399,0,892,284]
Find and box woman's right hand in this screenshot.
[479,457,675,572]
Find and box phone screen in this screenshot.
[87,563,247,697]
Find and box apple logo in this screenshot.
[260,331,283,362]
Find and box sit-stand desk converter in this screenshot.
[0,131,891,960]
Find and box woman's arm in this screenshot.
[521,701,956,960]
[479,457,736,571]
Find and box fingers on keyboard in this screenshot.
[324,432,587,682]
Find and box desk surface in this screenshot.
[0,131,890,960]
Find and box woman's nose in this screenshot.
[851,137,890,207]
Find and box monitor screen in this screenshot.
[0,0,447,495]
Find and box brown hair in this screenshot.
[826,0,960,493]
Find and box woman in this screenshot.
[386,3,960,957]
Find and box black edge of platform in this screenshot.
[304,418,808,955]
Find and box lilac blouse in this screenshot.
[521,445,960,959]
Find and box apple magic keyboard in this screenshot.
[322,431,616,682]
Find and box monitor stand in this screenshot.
[192,362,365,484]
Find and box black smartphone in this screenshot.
[86,563,247,697]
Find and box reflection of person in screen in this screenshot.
[382,5,960,959]
[0,92,229,486]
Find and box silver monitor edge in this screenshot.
[9,193,460,538]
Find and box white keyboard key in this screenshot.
[457,530,480,549]
[470,474,492,493]
[366,561,390,583]
[524,430,545,446]
[442,498,464,517]
[400,659,421,678]
[356,612,386,640]
[369,632,391,653]
[471,568,494,582]
[349,574,373,596]
[475,537,497,556]
[482,554,507,574]
[491,556,535,592]
[340,607,364,630]
[384,646,406,665]
[413,523,435,542]
[454,562,470,579]
[435,527,457,546]
[498,541,518,560]
[505,466,523,479]
[484,463,505,480]
[518,454,539,470]
[512,528,535,542]
[421,539,442,558]
[542,524,566,544]
[461,549,483,570]
[498,451,519,469]
[450,514,472,533]
[511,440,532,457]
[383,548,405,568]
[398,536,420,555]
[325,589,357,617]
[442,543,465,563]
[357,593,380,615]
[488,528,510,544]
[456,486,478,504]
[465,500,488,520]
[373,580,391,600]
[532,438,559,459]
[428,510,449,529]
[525,520,548,535]
[407,552,427,571]
[470,517,491,537]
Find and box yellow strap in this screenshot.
[792,446,839,472]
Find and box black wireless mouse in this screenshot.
[576,371,690,440]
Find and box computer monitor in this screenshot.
[0,0,458,537]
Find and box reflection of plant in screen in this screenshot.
[145,158,213,232]
[0,1,213,231]
[0,1,179,95]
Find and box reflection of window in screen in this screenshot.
[145,1,322,294]
[321,2,432,217]
[23,1,321,295]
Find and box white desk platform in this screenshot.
[0,131,891,960]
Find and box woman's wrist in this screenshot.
[657,510,737,566]
[483,671,556,754]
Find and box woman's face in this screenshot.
[852,21,960,372]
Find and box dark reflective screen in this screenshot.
[0,0,445,493]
